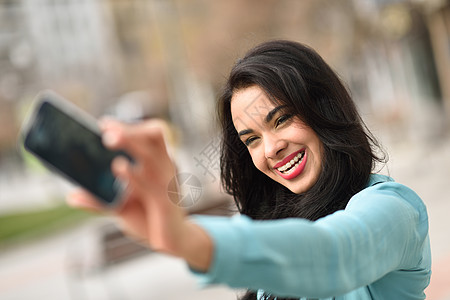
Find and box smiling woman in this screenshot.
[67,40,431,300]
[231,86,323,194]
[218,41,384,222]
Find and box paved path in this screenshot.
[0,218,239,300]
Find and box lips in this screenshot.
[274,149,307,180]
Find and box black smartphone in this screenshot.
[20,90,130,207]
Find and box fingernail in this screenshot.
[113,156,129,172]
[98,117,114,130]
[102,131,119,147]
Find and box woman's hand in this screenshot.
[67,119,212,272]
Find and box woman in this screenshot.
[68,40,431,299]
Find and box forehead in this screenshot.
[231,86,277,128]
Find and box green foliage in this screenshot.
[0,204,91,246]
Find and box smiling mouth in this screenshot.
[276,151,305,175]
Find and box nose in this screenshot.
[264,133,287,159]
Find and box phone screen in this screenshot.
[23,100,126,205]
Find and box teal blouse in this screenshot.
[191,174,431,299]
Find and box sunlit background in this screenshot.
[0,0,449,299]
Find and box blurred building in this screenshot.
[0,2,25,150]
[425,0,450,123]
[349,0,447,142]
[1,0,448,149]
[0,0,123,153]
[0,0,449,212]
[20,0,124,113]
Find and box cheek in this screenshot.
[313,139,324,165]
[248,149,266,172]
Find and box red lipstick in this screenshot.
[274,149,307,180]
[274,149,303,169]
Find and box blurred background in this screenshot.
[0,0,449,299]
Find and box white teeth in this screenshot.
[277,152,304,173]
[285,161,300,175]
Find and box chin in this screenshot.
[284,178,316,194]
[288,186,307,194]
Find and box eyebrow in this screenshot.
[265,105,287,123]
[238,129,253,137]
[237,105,287,137]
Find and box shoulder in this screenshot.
[351,174,426,210]
[346,174,428,236]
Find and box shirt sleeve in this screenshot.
[190,181,429,299]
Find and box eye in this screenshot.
[275,114,292,128]
[244,136,259,147]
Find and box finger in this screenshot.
[102,120,168,158]
[66,189,105,212]
[101,119,177,197]
[111,156,155,198]
[98,116,117,130]
[116,199,149,243]
[104,123,175,184]
[102,128,165,176]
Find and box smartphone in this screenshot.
[20,90,130,208]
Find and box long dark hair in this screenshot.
[217,40,386,300]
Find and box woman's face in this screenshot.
[231,85,323,194]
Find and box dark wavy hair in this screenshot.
[217,40,386,300]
